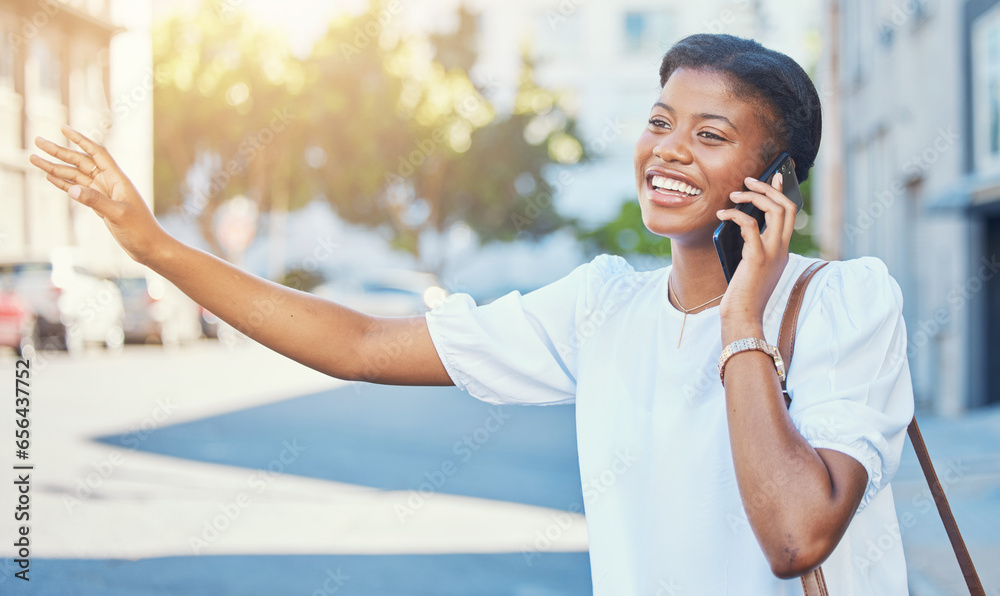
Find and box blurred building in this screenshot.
[815,0,1000,413]
[0,0,152,276]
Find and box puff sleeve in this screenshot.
[786,256,915,512]
[424,254,633,406]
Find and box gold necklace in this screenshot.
[668,275,725,348]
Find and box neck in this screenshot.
[668,238,729,313]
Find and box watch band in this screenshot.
[718,337,786,385]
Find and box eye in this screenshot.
[648,117,670,129]
[698,131,726,142]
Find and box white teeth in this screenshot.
[651,175,701,196]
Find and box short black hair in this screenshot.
[659,34,821,182]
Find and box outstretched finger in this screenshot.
[60,125,117,171]
[33,136,94,170]
[30,154,97,185]
[45,173,73,193]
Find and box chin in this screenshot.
[639,213,670,236]
[644,214,720,248]
[638,190,728,244]
[638,199,689,239]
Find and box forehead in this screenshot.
[655,67,767,131]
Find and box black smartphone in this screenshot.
[713,152,803,284]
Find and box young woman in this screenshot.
[31,33,912,595]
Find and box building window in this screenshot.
[31,38,61,99]
[0,27,14,88]
[0,169,25,256]
[534,9,582,61]
[910,0,934,30]
[623,11,672,55]
[973,4,1000,173]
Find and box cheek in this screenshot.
[703,151,761,194]
[732,149,769,181]
[700,155,741,194]
[695,157,749,214]
[633,133,653,167]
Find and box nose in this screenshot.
[652,130,693,164]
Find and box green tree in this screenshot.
[151,0,587,276]
[152,2,306,256]
[301,3,586,272]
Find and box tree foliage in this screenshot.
[151,0,586,271]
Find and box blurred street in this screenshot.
[0,340,996,595]
[0,340,590,595]
[892,410,1000,596]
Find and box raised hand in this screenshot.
[29,125,170,266]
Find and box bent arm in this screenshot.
[717,176,867,577]
[720,320,867,579]
[31,126,453,387]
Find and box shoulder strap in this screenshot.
[778,260,829,404]
[906,419,986,595]
[778,260,985,596]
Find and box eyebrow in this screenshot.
[653,102,739,133]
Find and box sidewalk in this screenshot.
[894,405,1000,596]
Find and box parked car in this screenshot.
[199,306,220,339]
[0,277,36,357]
[0,257,124,353]
[113,273,202,347]
[311,268,449,316]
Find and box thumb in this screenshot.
[68,185,122,219]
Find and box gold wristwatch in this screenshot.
[718,338,785,385]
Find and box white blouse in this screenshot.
[425,252,914,596]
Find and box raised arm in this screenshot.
[30,126,453,387]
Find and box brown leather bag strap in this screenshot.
[778,260,829,404]
[778,261,832,596]
[778,260,985,596]
[906,418,986,595]
[800,567,828,596]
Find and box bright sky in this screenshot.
[154,0,365,57]
[152,0,460,58]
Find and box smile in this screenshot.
[650,175,702,197]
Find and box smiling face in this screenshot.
[634,67,780,247]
